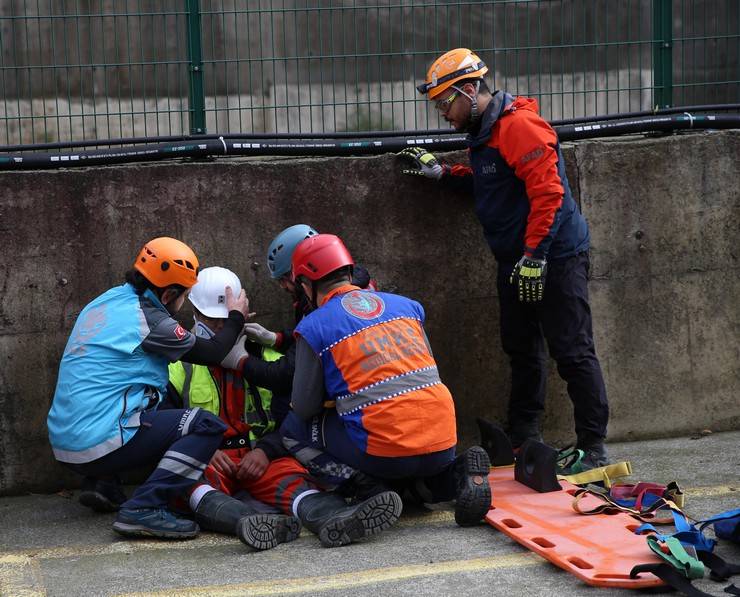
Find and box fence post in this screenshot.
[652,0,673,108]
[186,0,206,134]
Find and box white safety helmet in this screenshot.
[188,266,242,319]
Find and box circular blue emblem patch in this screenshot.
[341,290,385,320]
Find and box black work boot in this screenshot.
[297,490,402,548]
[337,471,391,502]
[79,476,127,513]
[194,490,301,551]
[453,446,492,527]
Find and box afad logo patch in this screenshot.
[341,290,385,320]
[174,324,188,340]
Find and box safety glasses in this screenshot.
[435,90,459,112]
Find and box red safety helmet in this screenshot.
[133,237,200,289]
[291,234,354,282]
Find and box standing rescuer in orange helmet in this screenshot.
[47,237,253,540]
[398,48,610,470]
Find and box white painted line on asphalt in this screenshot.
[0,482,735,596]
[114,553,545,597]
[0,555,46,597]
[0,484,735,564]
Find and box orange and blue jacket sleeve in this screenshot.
[440,153,475,195]
[498,111,565,259]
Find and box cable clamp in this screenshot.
[219,136,227,154]
[683,112,695,128]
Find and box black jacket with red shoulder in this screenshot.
[444,91,589,262]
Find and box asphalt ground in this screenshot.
[1,431,738,597]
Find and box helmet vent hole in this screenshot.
[185,260,195,270]
[161,261,170,271]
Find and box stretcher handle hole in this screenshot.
[502,518,523,529]
[531,537,555,548]
[593,574,633,580]
[626,524,640,532]
[567,557,594,570]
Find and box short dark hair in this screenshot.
[124,268,187,298]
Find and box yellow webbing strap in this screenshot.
[664,481,685,509]
[557,460,632,488]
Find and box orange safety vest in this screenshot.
[295,284,457,457]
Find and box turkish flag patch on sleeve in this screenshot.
[174,324,188,340]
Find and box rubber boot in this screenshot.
[453,446,492,527]
[296,490,402,548]
[194,490,301,551]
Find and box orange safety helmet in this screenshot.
[417,48,488,100]
[291,234,354,283]
[133,237,200,289]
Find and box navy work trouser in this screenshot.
[66,408,226,509]
[281,410,458,502]
[496,252,609,448]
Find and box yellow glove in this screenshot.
[510,256,547,303]
[397,147,446,180]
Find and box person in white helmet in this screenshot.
[164,266,403,549]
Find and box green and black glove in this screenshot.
[397,147,447,180]
[510,256,547,303]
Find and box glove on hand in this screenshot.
[243,322,277,347]
[397,147,446,180]
[510,256,547,303]
[220,333,249,370]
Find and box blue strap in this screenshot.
[698,509,740,531]
[635,510,716,553]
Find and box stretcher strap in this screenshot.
[698,551,740,582]
[630,563,713,596]
[557,460,632,487]
[610,480,685,509]
[637,509,716,552]
[572,489,680,524]
[646,535,705,579]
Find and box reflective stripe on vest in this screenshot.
[244,347,281,435]
[169,357,277,441]
[168,361,219,415]
[335,365,441,415]
[296,287,457,457]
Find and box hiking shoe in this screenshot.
[317,491,403,548]
[558,443,609,475]
[112,507,199,540]
[79,477,127,513]
[454,446,492,527]
[237,514,302,551]
[579,443,609,470]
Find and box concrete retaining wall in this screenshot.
[0,130,738,495]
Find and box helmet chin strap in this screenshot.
[452,81,482,131]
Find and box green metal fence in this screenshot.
[0,0,737,146]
